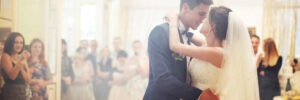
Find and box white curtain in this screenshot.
[262,0,299,90]
[114,0,179,54]
[60,0,105,55]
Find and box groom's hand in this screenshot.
[198,89,219,100]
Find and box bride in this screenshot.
[166,6,260,100]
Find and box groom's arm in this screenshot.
[148,25,202,100]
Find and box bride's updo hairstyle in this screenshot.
[209,6,232,41]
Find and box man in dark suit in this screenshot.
[143,0,217,100]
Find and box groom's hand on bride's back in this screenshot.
[198,89,219,100]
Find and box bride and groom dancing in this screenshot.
[143,0,260,100]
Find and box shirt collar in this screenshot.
[178,20,187,34]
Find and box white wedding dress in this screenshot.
[187,13,260,100]
[189,50,221,92]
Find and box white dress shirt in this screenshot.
[178,20,192,67]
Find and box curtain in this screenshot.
[262,0,298,57]
[116,0,179,53]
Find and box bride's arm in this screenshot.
[167,14,222,68]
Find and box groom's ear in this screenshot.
[181,3,190,14]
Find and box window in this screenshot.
[80,4,96,40]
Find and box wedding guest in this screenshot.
[87,40,98,71]
[80,40,89,49]
[290,68,300,92]
[0,40,5,91]
[251,35,263,68]
[95,46,113,100]
[111,37,123,63]
[61,39,74,100]
[28,39,52,100]
[108,50,132,100]
[127,40,149,100]
[291,58,298,73]
[257,38,282,100]
[129,40,149,78]
[0,32,31,100]
[251,34,260,58]
[66,47,95,100]
[0,40,4,59]
[87,40,98,99]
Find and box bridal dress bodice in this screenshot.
[189,58,221,91]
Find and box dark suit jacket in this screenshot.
[143,23,202,100]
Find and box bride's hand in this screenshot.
[164,12,179,23]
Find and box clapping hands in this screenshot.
[20,50,30,60]
[16,50,30,63]
[14,51,30,69]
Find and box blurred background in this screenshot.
[0,0,299,100]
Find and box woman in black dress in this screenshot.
[257,38,282,100]
[0,32,31,100]
[95,46,113,100]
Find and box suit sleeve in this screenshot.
[148,26,202,100]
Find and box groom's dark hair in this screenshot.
[180,0,213,11]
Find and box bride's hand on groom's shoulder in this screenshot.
[198,89,219,100]
[164,12,178,22]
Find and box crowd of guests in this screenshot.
[1,31,298,100]
[61,37,149,100]
[0,32,53,100]
[0,32,149,100]
[250,34,300,100]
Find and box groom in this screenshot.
[144,0,218,100]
